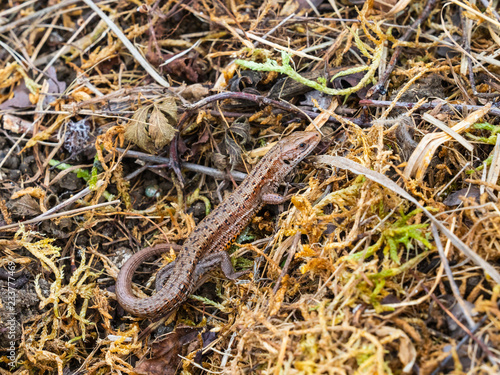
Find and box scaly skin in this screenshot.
[115,131,321,318]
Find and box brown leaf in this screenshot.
[224,135,241,170]
[149,105,176,149]
[376,326,416,372]
[124,105,155,153]
[212,152,228,170]
[156,97,178,123]
[280,0,299,16]
[135,327,200,375]
[7,195,42,217]
[332,71,372,99]
[124,98,178,153]
[297,0,323,11]
[443,187,480,206]
[163,58,199,82]
[191,125,210,155]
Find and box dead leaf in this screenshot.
[332,70,372,99]
[192,330,219,364]
[297,0,323,11]
[404,104,491,180]
[7,195,42,217]
[149,105,176,149]
[156,97,178,123]
[135,326,200,375]
[191,125,210,155]
[0,81,32,110]
[43,66,67,107]
[161,54,200,82]
[443,187,480,206]
[125,105,151,151]
[280,0,299,16]
[212,152,228,170]
[124,98,178,153]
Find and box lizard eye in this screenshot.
[299,142,306,148]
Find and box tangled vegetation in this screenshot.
[0,0,500,374]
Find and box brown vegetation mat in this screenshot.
[1,0,500,374]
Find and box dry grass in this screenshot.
[0,0,500,374]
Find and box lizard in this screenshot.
[115,131,321,318]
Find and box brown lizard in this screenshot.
[115,131,321,318]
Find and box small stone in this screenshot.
[3,155,20,169]
[19,162,30,174]
[8,169,20,180]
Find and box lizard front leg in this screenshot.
[261,182,290,205]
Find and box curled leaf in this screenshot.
[124,105,151,151]
[124,97,178,153]
[149,105,176,149]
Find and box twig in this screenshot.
[0,0,37,19]
[81,0,170,88]
[436,162,471,197]
[485,131,500,197]
[187,91,369,127]
[36,181,105,220]
[180,2,321,62]
[258,13,296,47]
[451,0,500,28]
[169,123,185,186]
[220,331,238,367]
[0,199,120,232]
[116,148,248,181]
[243,31,322,61]
[359,99,500,116]
[137,314,170,341]
[35,12,98,82]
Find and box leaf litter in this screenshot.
[0,0,500,374]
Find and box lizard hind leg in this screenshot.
[218,250,251,280]
[155,251,249,291]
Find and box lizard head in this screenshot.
[253,131,321,186]
[279,131,321,166]
[260,131,321,182]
